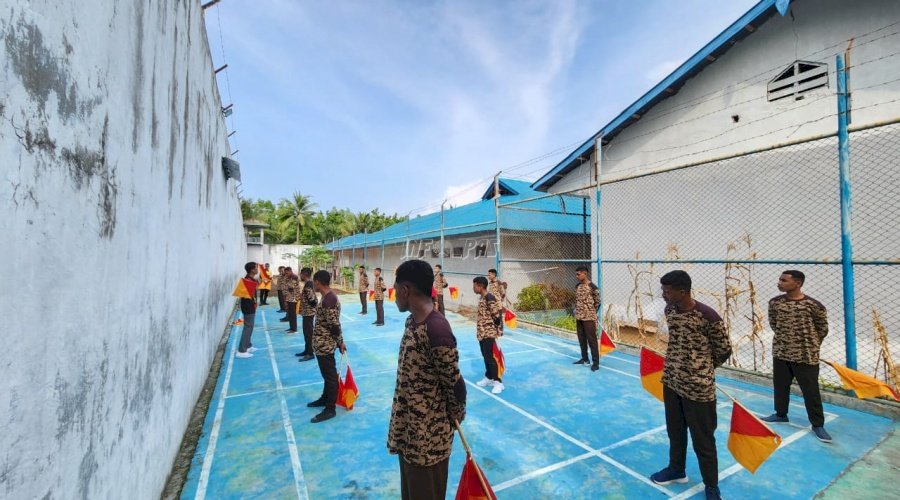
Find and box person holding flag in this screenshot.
[234,262,260,359]
[573,265,602,371]
[373,267,387,326]
[358,265,370,315]
[762,270,833,443]
[651,270,731,500]
[433,264,448,314]
[307,270,346,423]
[388,259,466,500]
[258,263,272,305]
[487,269,507,335]
[473,276,505,394]
[295,267,317,362]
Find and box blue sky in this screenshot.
[208,0,758,215]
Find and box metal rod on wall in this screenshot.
[836,54,857,369]
[440,200,446,269]
[493,172,502,273]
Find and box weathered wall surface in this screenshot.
[0,1,244,498]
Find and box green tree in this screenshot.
[300,246,333,271]
[275,192,318,244]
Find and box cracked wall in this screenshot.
[0,1,245,498]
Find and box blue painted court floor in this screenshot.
[180,295,897,499]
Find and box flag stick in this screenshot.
[715,384,737,401]
[454,420,491,497]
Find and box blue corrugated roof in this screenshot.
[532,0,791,191]
[325,178,590,250]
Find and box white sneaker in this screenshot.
[235,351,253,358]
[247,347,259,353]
[491,382,504,394]
[476,377,492,387]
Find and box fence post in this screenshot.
[493,172,502,273]
[836,54,857,369]
[440,200,446,269]
[363,229,368,269]
[381,231,385,271]
[594,136,603,298]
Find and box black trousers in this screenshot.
[398,455,450,500]
[375,299,385,324]
[286,302,297,331]
[664,386,718,487]
[259,288,269,304]
[359,292,368,313]
[278,290,285,311]
[576,320,599,365]
[316,352,338,410]
[773,357,825,427]
[436,294,445,314]
[479,338,501,382]
[302,316,314,355]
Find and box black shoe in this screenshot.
[311,408,336,423]
[591,364,599,371]
[299,354,314,362]
[285,330,297,334]
[280,318,288,322]
[573,359,589,365]
[375,323,384,326]
[295,352,303,357]
[704,485,722,500]
[307,397,326,408]
[277,309,285,313]
[372,321,378,325]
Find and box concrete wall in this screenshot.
[247,243,313,270]
[0,2,244,499]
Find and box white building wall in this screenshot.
[0,2,244,498]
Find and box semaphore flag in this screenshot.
[455,455,496,500]
[337,358,360,410]
[823,360,899,401]
[492,342,506,380]
[232,278,258,300]
[503,309,517,329]
[640,347,665,402]
[450,286,460,300]
[599,330,616,355]
[387,288,396,302]
[727,400,782,473]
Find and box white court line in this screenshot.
[466,381,675,496]
[502,336,640,380]
[670,413,839,500]
[262,310,309,499]
[509,328,640,365]
[194,322,240,500]
[341,313,358,322]
[349,333,401,341]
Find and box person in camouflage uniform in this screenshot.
[651,270,731,500]
[433,264,448,314]
[275,266,286,315]
[282,267,300,334]
[358,265,370,315]
[473,276,505,395]
[373,267,388,326]
[294,267,317,362]
[388,260,466,500]
[573,265,602,371]
[307,270,346,423]
[761,270,832,443]
[487,268,507,334]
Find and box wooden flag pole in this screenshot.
[454,420,491,498]
[715,384,738,401]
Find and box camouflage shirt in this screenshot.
[434,272,448,295]
[313,292,342,355]
[388,311,466,467]
[769,294,828,365]
[300,280,317,317]
[487,279,506,303]
[574,282,601,322]
[662,301,732,403]
[373,276,387,301]
[282,274,301,303]
[476,293,503,341]
[358,272,369,293]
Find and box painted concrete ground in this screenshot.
[180,295,896,499]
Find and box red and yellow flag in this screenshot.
[450,286,460,300]
[823,360,899,401]
[640,347,665,402]
[503,309,517,329]
[337,363,360,410]
[232,278,258,299]
[599,330,616,356]
[492,343,506,380]
[455,455,496,500]
[233,318,244,325]
[368,290,376,300]
[727,400,782,473]
[387,288,396,302]
[258,265,272,289]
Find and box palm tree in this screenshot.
[275,192,318,243]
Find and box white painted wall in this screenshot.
[600,0,900,178]
[0,2,244,498]
[247,243,313,270]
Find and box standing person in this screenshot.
[388,260,466,500]
[307,270,346,423]
[295,267,317,362]
[236,262,260,359]
[761,270,832,442]
[258,263,272,305]
[373,267,387,326]
[276,266,287,316]
[473,276,504,394]
[487,269,507,334]
[283,267,300,334]
[573,266,602,371]
[433,264,448,314]
[358,265,370,315]
[650,271,731,500]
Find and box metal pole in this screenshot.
[493,172,502,273]
[594,136,603,297]
[440,200,447,269]
[836,54,857,369]
[381,231,385,271]
[363,229,368,269]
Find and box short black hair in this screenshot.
[396,260,433,296]
[284,266,292,271]
[660,270,691,291]
[782,270,805,285]
[374,267,382,272]
[278,266,284,270]
[435,264,442,270]
[244,261,257,273]
[473,276,488,288]
[576,265,589,273]
[488,269,498,275]
[300,267,312,277]
[359,265,366,269]
[313,270,331,285]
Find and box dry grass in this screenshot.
[723,234,768,371]
[872,308,900,394]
